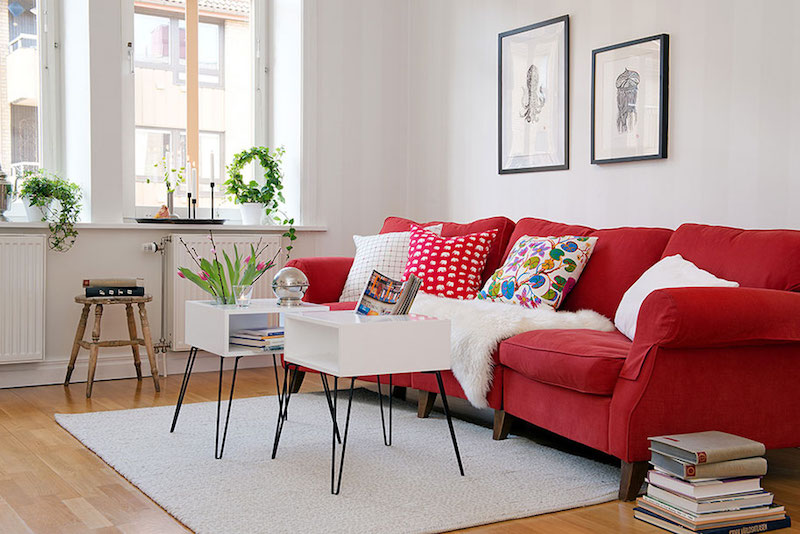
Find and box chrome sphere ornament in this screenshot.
[272,267,309,306]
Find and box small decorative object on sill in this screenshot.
[177,231,280,305]
[233,284,254,308]
[18,169,82,252]
[272,267,309,307]
[147,154,183,218]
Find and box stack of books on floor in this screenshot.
[635,431,791,534]
[229,328,284,351]
[83,278,145,297]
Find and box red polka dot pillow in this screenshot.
[403,225,498,299]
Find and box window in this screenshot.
[1,0,42,180]
[132,0,254,217]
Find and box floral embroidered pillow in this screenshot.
[477,235,598,309]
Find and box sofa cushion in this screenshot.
[661,223,800,292]
[339,225,442,302]
[403,225,497,299]
[478,235,598,309]
[561,227,673,318]
[380,216,516,283]
[499,329,631,395]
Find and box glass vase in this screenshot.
[214,294,236,306]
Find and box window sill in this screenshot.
[0,220,327,232]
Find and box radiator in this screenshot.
[0,235,46,363]
[167,233,284,351]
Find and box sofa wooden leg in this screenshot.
[493,409,514,440]
[391,386,407,401]
[619,460,649,501]
[289,369,305,393]
[417,391,437,418]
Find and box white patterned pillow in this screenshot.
[340,225,442,302]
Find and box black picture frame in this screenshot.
[498,15,569,174]
[591,34,669,164]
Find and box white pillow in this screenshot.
[339,225,442,302]
[614,254,739,340]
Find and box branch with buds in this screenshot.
[177,231,280,303]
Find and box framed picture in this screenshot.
[498,15,569,174]
[591,34,669,164]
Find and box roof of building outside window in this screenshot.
[136,0,251,17]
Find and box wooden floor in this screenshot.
[0,368,797,533]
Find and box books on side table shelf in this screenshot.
[83,277,145,297]
[634,431,791,534]
[229,328,284,351]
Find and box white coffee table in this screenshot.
[174,299,329,458]
[274,310,463,494]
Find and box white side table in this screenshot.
[276,311,463,495]
[174,299,329,458]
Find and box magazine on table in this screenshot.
[355,270,422,316]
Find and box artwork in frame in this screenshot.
[591,34,669,164]
[498,15,569,174]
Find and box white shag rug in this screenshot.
[410,293,615,408]
[56,391,619,534]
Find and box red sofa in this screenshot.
[287,216,800,500]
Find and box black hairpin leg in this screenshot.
[376,374,392,446]
[215,356,241,459]
[320,374,342,444]
[435,371,465,476]
[271,362,293,459]
[323,375,355,495]
[271,354,287,416]
[170,346,197,432]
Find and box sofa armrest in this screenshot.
[633,286,800,349]
[620,287,800,381]
[285,257,354,304]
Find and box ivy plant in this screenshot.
[19,170,82,252]
[224,146,296,254]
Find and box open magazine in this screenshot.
[355,270,422,316]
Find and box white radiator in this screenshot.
[167,233,284,351]
[0,235,46,363]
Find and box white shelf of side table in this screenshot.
[276,310,462,495]
[174,299,330,458]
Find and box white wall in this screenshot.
[406,0,800,230]
[304,0,411,255]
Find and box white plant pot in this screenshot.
[240,203,265,226]
[23,198,48,222]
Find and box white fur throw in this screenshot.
[409,293,615,408]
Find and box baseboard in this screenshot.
[0,350,275,389]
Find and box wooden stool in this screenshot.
[65,295,161,398]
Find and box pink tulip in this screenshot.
[244,255,251,264]
[200,271,209,281]
[177,270,186,278]
[256,262,267,271]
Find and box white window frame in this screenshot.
[122,0,268,222]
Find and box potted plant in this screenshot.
[19,170,82,252]
[148,155,185,217]
[224,146,287,226]
[224,146,297,254]
[177,232,281,305]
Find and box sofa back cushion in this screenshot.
[661,224,800,292]
[380,216,515,283]
[562,227,673,318]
